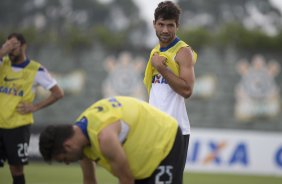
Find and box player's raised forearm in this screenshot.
[0,38,20,58]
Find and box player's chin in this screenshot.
[160,37,173,44]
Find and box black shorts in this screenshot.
[182,134,190,171]
[0,125,31,167]
[136,127,185,184]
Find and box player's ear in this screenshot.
[63,140,72,152]
[21,44,27,52]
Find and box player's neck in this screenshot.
[74,126,90,146]
[13,55,27,64]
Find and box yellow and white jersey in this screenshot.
[0,57,57,128]
[77,96,178,179]
[0,57,57,91]
[148,37,196,135]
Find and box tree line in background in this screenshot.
[1,23,282,53]
[178,0,282,52]
[180,23,282,52]
[0,0,281,53]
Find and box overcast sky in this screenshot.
[132,0,178,46]
[134,0,282,23]
[133,0,176,24]
[270,0,282,10]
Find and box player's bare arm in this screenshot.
[17,85,64,114]
[99,121,134,184]
[80,158,97,184]
[152,47,195,98]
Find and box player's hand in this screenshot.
[151,53,167,70]
[17,102,37,114]
[1,38,20,55]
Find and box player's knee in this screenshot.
[9,165,24,176]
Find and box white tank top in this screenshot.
[149,75,190,135]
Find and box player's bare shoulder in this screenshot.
[175,46,194,66]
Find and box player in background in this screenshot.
[143,1,197,180]
[0,33,64,184]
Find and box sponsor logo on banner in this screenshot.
[186,128,282,176]
[275,146,282,168]
[188,140,249,166]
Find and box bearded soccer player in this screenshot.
[143,1,198,180]
[0,33,64,184]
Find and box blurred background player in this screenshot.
[0,32,64,184]
[143,1,197,178]
[39,96,185,184]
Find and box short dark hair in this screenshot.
[7,33,26,45]
[39,124,74,162]
[154,1,181,26]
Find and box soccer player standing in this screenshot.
[143,1,197,181]
[0,33,64,184]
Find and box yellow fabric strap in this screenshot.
[143,40,197,94]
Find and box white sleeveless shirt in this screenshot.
[149,73,190,135]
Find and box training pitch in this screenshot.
[0,162,281,184]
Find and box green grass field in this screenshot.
[0,162,281,184]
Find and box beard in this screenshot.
[156,32,175,44]
[8,53,20,64]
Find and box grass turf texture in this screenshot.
[0,162,281,184]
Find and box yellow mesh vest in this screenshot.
[143,40,197,94]
[79,96,178,179]
[0,57,40,128]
